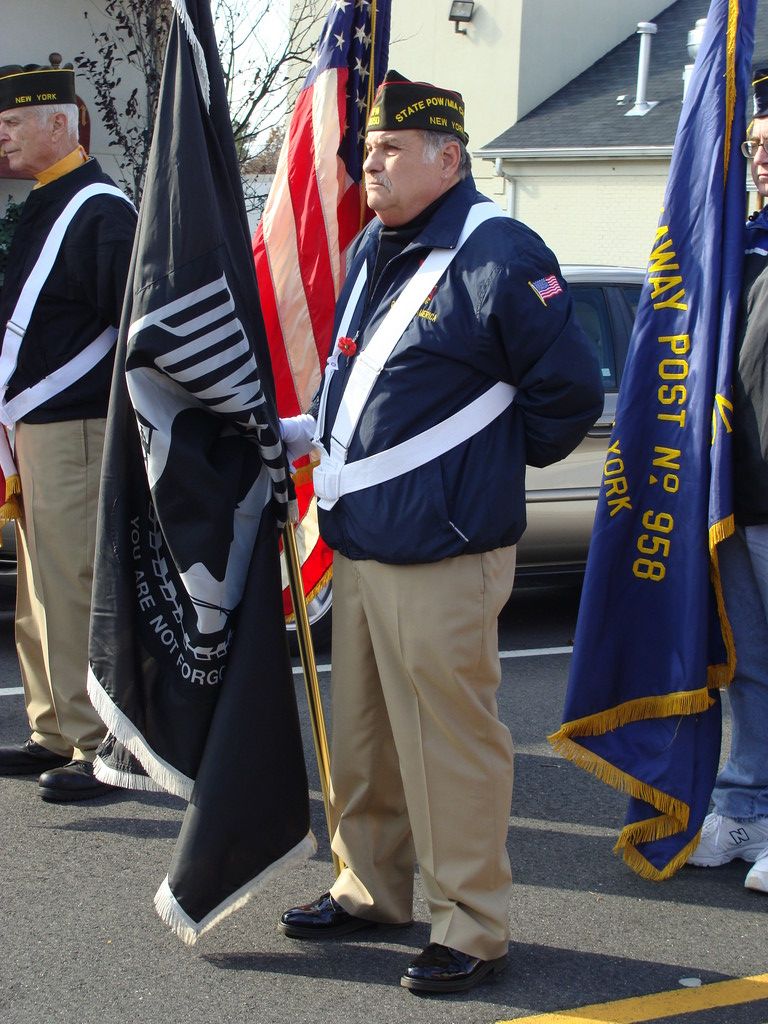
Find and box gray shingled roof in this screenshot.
[480,0,768,156]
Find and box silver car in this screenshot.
[517,265,643,580]
[298,265,644,648]
[0,267,644,648]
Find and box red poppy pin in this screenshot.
[338,335,357,357]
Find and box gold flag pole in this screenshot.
[358,0,378,229]
[283,518,342,876]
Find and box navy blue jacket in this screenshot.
[317,178,604,564]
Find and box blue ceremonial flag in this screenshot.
[549,0,756,880]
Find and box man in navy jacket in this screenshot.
[279,71,603,993]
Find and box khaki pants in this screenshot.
[14,418,107,762]
[328,546,516,961]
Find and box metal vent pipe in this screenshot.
[625,22,658,116]
[634,22,657,109]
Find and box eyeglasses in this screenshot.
[741,138,768,158]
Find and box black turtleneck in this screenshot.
[369,183,459,294]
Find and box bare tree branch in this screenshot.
[75,0,319,202]
[214,0,317,161]
[75,0,172,202]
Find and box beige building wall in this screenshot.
[290,0,680,252]
[387,0,673,193]
[1,1,134,205]
[500,160,669,267]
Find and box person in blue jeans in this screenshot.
[688,530,768,891]
[687,68,768,892]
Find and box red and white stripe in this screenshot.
[254,69,363,416]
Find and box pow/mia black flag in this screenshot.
[87,0,313,943]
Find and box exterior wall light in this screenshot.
[449,1,475,34]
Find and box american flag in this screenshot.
[253,0,391,616]
[529,273,563,304]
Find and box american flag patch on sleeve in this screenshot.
[528,274,564,305]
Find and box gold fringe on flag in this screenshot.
[708,513,737,687]
[548,685,717,877]
[0,473,22,533]
[283,564,333,625]
[722,0,739,183]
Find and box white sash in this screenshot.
[313,203,514,510]
[313,380,516,506]
[0,182,134,428]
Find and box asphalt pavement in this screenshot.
[1,587,766,1024]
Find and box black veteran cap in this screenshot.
[0,63,76,113]
[367,69,468,144]
[753,67,768,118]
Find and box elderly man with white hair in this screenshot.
[0,62,136,800]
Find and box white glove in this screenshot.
[279,413,317,471]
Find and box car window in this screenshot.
[620,284,642,322]
[571,286,617,390]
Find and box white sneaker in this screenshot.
[745,850,768,893]
[687,813,768,867]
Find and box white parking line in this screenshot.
[500,646,573,659]
[0,648,574,697]
[290,646,573,677]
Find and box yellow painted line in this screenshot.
[497,973,768,1024]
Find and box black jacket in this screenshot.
[0,158,136,422]
[733,233,768,525]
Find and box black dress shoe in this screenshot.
[279,892,379,939]
[0,739,71,777]
[400,942,506,993]
[38,760,118,803]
